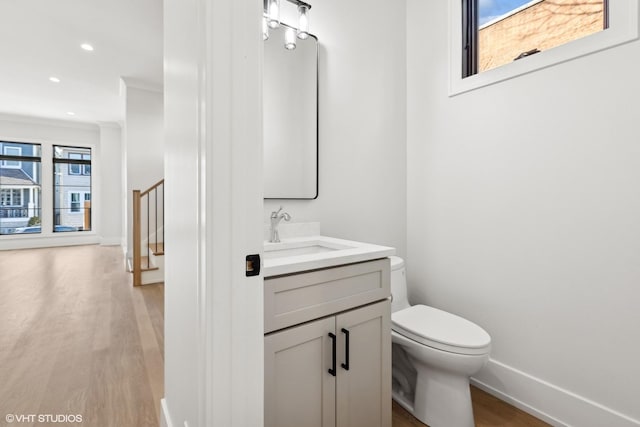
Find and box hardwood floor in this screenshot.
[0,244,548,427]
[0,245,163,427]
[392,389,551,427]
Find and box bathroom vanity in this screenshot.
[263,229,395,427]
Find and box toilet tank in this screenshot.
[389,256,410,312]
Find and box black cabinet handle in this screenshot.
[341,328,350,371]
[328,333,337,376]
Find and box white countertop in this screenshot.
[263,235,396,277]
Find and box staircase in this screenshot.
[131,179,164,286]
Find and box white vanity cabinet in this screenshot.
[264,259,391,427]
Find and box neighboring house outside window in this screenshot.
[68,152,91,176]
[2,146,21,168]
[476,0,607,74]
[54,146,92,232]
[69,192,91,213]
[70,192,81,212]
[452,0,637,95]
[1,188,23,206]
[0,142,41,235]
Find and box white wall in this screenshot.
[406,1,640,426]
[264,0,407,256]
[163,0,265,425]
[121,81,164,258]
[98,122,123,245]
[163,0,200,424]
[0,113,122,250]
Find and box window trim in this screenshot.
[450,0,639,95]
[461,0,478,78]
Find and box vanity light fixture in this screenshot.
[284,27,296,50]
[263,16,270,40]
[263,0,312,50]
[297,4,310,39]
[267,0,280,28]
[80,43,94,52]
[49,76,61,83]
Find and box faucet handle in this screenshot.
[271,206,291,222]
[271,206,283,218]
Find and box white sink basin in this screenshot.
[263,240,355,260]
[263,235,395,277]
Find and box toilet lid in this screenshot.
[392,305,491,355]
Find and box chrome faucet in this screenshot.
[269,206,291,243]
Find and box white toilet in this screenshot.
[389,256,491,427]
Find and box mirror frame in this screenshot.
[264,28,319,200]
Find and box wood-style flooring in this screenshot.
[392,390,551,427]
[0,245,163,427]
[0,244,549,427]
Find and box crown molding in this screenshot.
[0,112,99,131]
[120,77,164,94]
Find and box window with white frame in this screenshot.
[2,146,22,168]
[68,152,91,175]
[0,142,41,235]
[0,189,22,206]
[450,0,638,94]
[53,145,92,232]
[69,192,91,213]
[70,192,81,212]
[463,0,609,78]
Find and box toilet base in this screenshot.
[392,332,487,427]
[412,369,474,427]
[391,389,414,415]
[392,370,474,427]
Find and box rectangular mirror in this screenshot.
[263,26,318,199]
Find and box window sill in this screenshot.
[449,0,639,96]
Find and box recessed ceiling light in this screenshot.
[49,77,60,83]
[67,111,75,116]
[80,43,94,52]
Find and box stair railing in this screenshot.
[132,179,164,286]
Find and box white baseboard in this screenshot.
[0,234,101,250]
[100,237,122,246]
[160,398,173,427]
[472,358,640,427]
[122,245,130,270]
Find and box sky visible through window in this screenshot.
[479,0,532,25]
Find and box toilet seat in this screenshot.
[392,305,491,355]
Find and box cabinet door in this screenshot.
[265,317,336,427]
[336,300,391,427]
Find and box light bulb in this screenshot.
[297,5,309,40]
[268,0,280,29]
[285,27,296,50]
[262,15,270,40]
